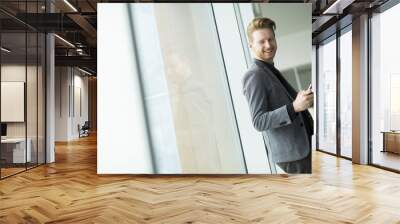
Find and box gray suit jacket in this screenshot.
[242,60,311,163]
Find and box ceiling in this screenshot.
[0,0,100,74]
[0,0,392,75]
[310,0,389,43]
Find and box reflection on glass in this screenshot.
[318,37,337,154]
[339,29,352,158]
[38,33,46,165]
[1,32,28,177]
[0,0,46,178]
[130,3,246,173]
[27,32,38,169]
[371,4,400,171]
[390,75,400,130]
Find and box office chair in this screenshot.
[79,121,90,138]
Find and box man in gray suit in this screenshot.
[242,17,314,173]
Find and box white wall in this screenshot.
[258,3,312,70]
[72,72,89,138]
[1,63,46,163]
[55,67,89,141]
[1,65,37,138]
[55,67,69,141]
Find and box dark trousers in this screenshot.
[276,136,312,174]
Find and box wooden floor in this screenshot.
[0,134,400,223]
[1,163,44,178]
[372,150,400,171]
[0,167,26,178]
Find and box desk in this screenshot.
[1,138,31,163]
[381,131,400,154]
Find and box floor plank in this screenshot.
[0,134,399,223]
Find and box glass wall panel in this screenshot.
[371,3,400,171]
[1,31,27,177]
[317,36,337,154]
[130,3,246,173]
[339,28,352,158]
[214,3,273,173]
[38,32,45,164]
[0,1,46,179]
[27,31,38,169]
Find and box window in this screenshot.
[339,28,352,158]
[317,36,337,154]
[130,3,246,173]
[370,3,400,171]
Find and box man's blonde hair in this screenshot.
[247,17,276,42]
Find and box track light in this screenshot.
[63,0,78,12]
[323,0,344,14]
[78,67,93,76]
[1,47,11,53]
[54,34,75,48]
[322,0,355,15]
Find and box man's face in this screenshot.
[249,28,277,63]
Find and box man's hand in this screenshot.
[293,89,314,112]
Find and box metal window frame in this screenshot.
[316,0,400,173]
[212,3,249,174]
[367,0,400,172]
[315,23,353,162]
[0,0,47,180]
[316,33,338,156]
